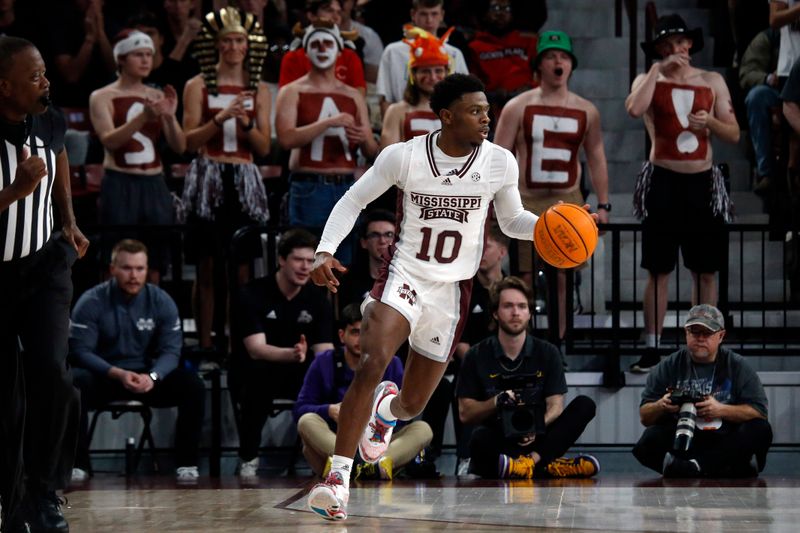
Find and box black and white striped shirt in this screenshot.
[0,108,65,262]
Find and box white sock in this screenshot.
[330,455,353,489]
[645,334,660,348]
[376,392,398,424]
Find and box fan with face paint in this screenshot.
[301,21,347,71]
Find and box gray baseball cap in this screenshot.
[684,304,725,332]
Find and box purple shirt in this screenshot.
[293,348,404,427]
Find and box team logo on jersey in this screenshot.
[297,310,313,323]
[430,336,441,345]
[136,318,155,331]
[471,172,481,182]
[409,193,482,223]
[397,283,418,306]
[441,177,453,186]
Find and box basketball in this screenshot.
[533,203,598,268]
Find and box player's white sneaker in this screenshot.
[307,471,350,521]
[358,380,398,463]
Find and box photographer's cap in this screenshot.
[685,304,724,332]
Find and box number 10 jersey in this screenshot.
[318,131,537,283]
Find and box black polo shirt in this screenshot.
[456,334,567,429]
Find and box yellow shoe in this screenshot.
[498,454,535,479]
[545,455,600,478]
[377,456,393,480]
[354,461,377,480]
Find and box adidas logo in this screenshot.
[266,310,277,319]
[441,177,453,186]
[446,168,459,176]
[430,336,441,345]
[472,304,483,314]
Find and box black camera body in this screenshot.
[668,388,705,454]
[669,389,705,405]
[497,373,545,439]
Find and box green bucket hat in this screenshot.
[536,30,577,69]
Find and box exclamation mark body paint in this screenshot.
[651,81,713,161]
[671,88,700,154]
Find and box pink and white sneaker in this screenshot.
[358,380,398,464]
[308,471,350,521]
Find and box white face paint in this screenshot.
[306,32,338,70]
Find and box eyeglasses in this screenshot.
[685,327,719,338]
[365,231,395,241]
[489,4,512,13]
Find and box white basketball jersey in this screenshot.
[391,131,514,282]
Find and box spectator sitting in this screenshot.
[375,0,468,117]
[467,0,538,123]
[69,239,206,482]
[276,19,378,265]
[739,28,780,194]
[456,276,598,479]
[231,228,335,479]
[632,304,772,478]
[335,208,396,316]
[279,0,367,95]
[294,303,432,480]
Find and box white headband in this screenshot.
[302,25,343,52]
[113,31,155,62]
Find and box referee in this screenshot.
[0,37,89,533]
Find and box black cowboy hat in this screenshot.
[640,14,704,58]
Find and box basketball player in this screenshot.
[625,14,739,371]
[90,30,186,284]
[307,74,594,521]
[181,7,271,351]
[379,26,451,147]
[494,30,610,339]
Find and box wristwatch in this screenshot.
[149,371,160,383]
[597,202,612,212]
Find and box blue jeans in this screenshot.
[745,84,781,178]
[288,173,356,265]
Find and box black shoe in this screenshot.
[24,491,69,533]
[662,452,701,478]
[630,352,660,373]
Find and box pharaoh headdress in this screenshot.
[192,7,268,95]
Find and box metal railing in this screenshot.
[526,223,800,387]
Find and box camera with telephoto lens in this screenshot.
[668,388,706,453]
[496,373,545,439]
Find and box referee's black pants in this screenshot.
[0,236,81,526]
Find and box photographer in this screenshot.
[456,277,598,479]
[633,304,773,477]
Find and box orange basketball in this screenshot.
[533,203,598,268]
